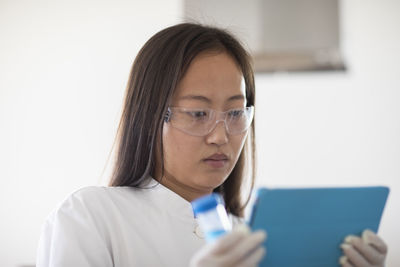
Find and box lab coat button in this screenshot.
[194,225,204,239]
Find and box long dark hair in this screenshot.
[109,23,256,217]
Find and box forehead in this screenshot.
[173,52,246,103]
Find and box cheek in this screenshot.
[162,126,201,171]
[228,133,248,168]
[232,133,248,156]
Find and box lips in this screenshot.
[205,153,228,160]
[203,153,229,168]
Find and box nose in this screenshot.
[205,120,229,145]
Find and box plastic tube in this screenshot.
[191,193,232,242]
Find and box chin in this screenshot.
[198,173,228,190]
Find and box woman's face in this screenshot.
[160,51,249,201]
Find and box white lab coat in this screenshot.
[37,178,240,267]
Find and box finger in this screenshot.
[211,225,250,254]
[339,256,354,267]
[341,243,370,267]
[232,224,251,233]
[362,229,388,255]
[237,246,266,267]
[221,230,266,265]
[345,235,385,264]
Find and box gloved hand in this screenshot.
[339,229,388,267]
[190,225,266,267]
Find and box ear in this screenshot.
[164,108,171,122]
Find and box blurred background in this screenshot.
[1,0,399,266]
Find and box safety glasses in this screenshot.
[165,106,254,136]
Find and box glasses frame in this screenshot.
[164,106,254,136]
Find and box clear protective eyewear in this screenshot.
[164,106,254,136]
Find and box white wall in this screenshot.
[0,0,399,266]
[255,1,400,266]
[0,1,182,266]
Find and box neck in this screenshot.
[156,173,213,202]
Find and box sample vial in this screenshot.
[191,193,232,242]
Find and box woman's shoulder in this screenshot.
[49,186,140,219]
[65,184,146,203]
[59,186,118,206]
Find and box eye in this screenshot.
[228,109,244,118]
[186,110,209,120]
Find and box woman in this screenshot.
[37,23,387,267]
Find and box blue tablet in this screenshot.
[249,186,389,267]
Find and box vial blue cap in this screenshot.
[191,193,224,215]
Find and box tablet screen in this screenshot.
[249,186,389,267]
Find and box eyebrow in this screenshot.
[179,94,245,103]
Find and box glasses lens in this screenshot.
[169,108,215,136]
[168,106,254,136]
[226,107,253,134]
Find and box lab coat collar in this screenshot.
[143,177,196,220]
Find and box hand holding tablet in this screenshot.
[339,229,387,267]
